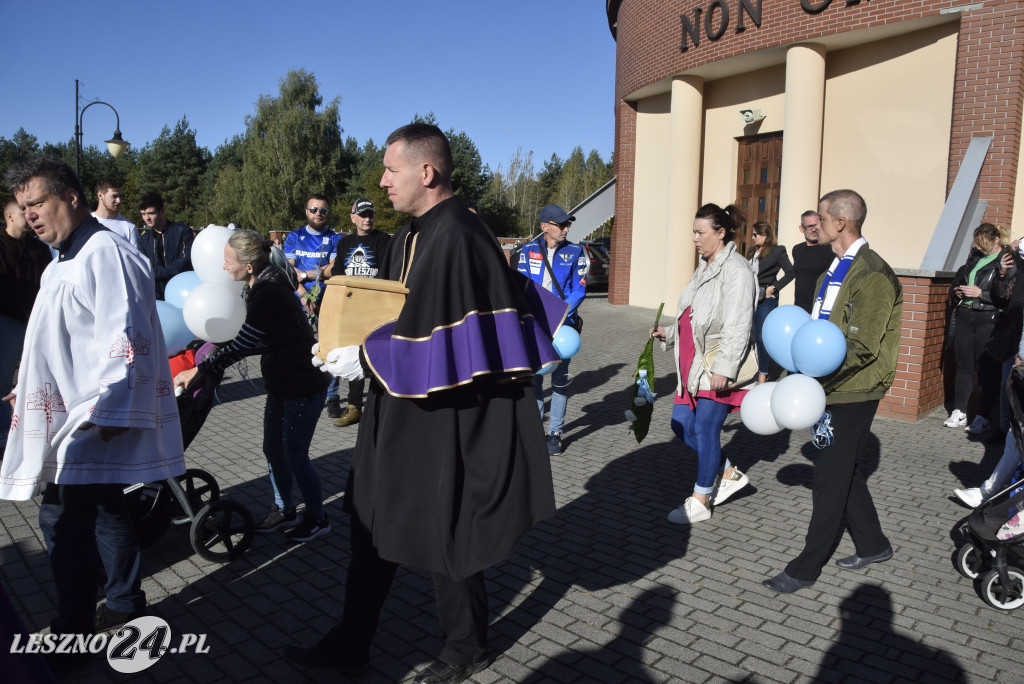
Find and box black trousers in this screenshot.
[320,514,488,666]
[346,378,366,409]
[952,307,1001,418]
[785,401,889,582]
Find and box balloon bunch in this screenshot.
[739,305,846,435]
[155,225,245,356]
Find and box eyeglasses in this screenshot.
[353,211,375,218]
[307,207,328,215]
[548,221,572,229]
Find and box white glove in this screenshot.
[310,342,325,368]
[323,345,364,381]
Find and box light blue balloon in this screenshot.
[164,271,203,308]
[552,325,581,359]
[155,300,195,356]
[792,319,847,377]
[536,362,557,375]
[762,305,811,373]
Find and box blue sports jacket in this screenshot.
[516,237,589,323]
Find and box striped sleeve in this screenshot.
[198,322,266,375]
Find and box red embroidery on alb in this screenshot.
[26,383,66,441]
[109,327,152,389]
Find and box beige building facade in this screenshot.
[607,0,1024,418]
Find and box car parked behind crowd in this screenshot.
[580,240,610,291]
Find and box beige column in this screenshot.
[663,75,704,309]
[778,43,826,302]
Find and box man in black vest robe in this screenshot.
[286,124,564,684]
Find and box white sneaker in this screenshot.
[954,487,985,508]
[666,497,711,524]
[944,410,967,428]
[965,415,990,434]
[712,469,750,506]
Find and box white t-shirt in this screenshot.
[92,213,139,250]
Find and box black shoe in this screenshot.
[282,644,368,677]
[326,397,343,419]
[255,504,298,534]
[414,658,488,684]
[285,512,331,542]
[835,545,893,571]
[546,432,563,456]
[762,571,814,594]
[95,603,145,634]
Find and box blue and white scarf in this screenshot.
[811,237,866,321]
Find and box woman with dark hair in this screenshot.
[747,221,794,383]
[945,223,1006,434]
[174,230,331,542]
[652,204,757,524]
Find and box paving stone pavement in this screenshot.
[1,294,1020,682]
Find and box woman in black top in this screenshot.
[945,223,1006,434]
[175,230,331,542]
[747,222,795,384]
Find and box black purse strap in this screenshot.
[538,238,567,300]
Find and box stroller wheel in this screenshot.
[173,469,220,521]
[190,499,255,563]
[955,543,984,579]
[979,568,1024,610]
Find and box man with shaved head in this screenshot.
[287,123,564,684]
[764,189,902,594]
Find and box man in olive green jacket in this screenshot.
[764,189,902,594]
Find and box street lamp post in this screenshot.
[74,79,129,177]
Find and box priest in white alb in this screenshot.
[0,156,184,644]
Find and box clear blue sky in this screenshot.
[0,1,617,173]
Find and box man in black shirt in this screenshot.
[0,200,52,450]
[328,198,391,427]
[791,210,834,312]
[137,192,194,299]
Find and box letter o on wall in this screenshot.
[705,0,730,40]
[801,0,832,14]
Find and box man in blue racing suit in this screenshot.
[284,193,342,417]
[516,204,589,455]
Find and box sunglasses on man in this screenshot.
[307,207,328,216]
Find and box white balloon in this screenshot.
[182,281,246,343]
[770,374,827,431]
[192,225,235,283]
[740,382,782,435]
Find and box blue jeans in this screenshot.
[39,483,144,633]
[671,400,732,495]
[0,315,27,451]
[753,296,778,376]
[533,358,571,435]
[263,389,326,519]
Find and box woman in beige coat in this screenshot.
[652,204,757,524]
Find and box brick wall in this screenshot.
[946,3,1024,226]
[610,100,637,304]
[877,273,954,420]
[613,0,961,102]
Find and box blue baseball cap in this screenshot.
[539,205,575,225]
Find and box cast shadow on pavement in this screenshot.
[487,443,693,670]
[520,585,676,683]
[814,584,966,682]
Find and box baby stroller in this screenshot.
[124,343,255,563]
[955,365,1024,609]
